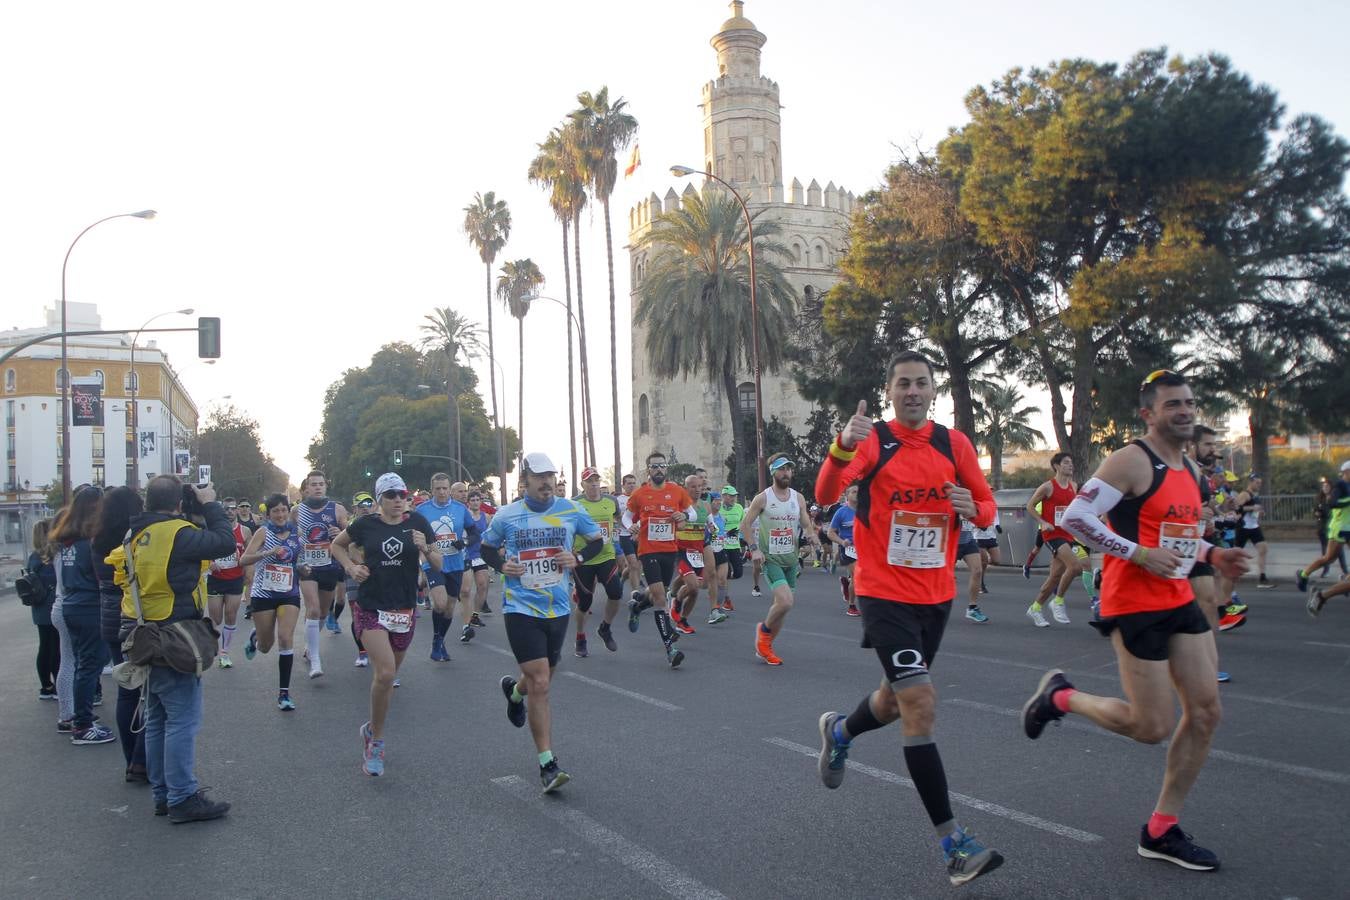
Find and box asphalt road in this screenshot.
[3,563,1347,900]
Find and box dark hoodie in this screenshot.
[117,501,235,632]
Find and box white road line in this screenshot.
[764,738,1103,844]
[946,698,1350,786]
[562,671,682,711]
[1304,641,1350,649]
[491,775,728,900]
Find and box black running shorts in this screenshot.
[504,612,569,667]
[300,566,341,590]
[858,597,952,689]
[639,552,679,589]
[1089,601,1211,661]
[1235,527,1265,547]
[574,559,624,610]
[206,575,244,596]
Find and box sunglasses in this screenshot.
[382,490,408,500]
[225,505,237,511]
[1140,369,1180,387]
[648,463,668,470]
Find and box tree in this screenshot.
[194,405,291,501]
[561,119,599,467]
[462,191,512,503]
[496,259,545,455]
[348,394,519,492]
[528,128,586,486]
[419,307,485,482]
[973,380,1044,490]
[635,185,796,489]
[572,86,639,490]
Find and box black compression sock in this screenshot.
[653,608,674,646]
[432,612,451,639]
[903,736,954,830]
[278,651,294,690]
[842,692,888,741]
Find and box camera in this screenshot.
[181,483,206,520]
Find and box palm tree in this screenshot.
[559,120,599,468]
[635,185,796,487]
[572,87,638,487]
[496,259,545,457]
[462,191,511,503]
[974,379,1044,490]
[419,308,485,481]
[528,128,587,486]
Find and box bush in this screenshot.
[1266,450,1339,495]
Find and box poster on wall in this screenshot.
[174,451,190,476]
[70,379,103,426]
[139,431,157,458]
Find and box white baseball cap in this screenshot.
[375,472,407,495]
[1340,460,1350,472]
[522,452,559,475]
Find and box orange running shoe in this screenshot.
[755,623,782,666]
[723,597,735,611]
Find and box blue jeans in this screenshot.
[61,605,107,730]
[144,666,202,806]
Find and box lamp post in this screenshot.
[522,292,589,488]
[59,209,156,501]
[129,308,194,490]
[670,166,766,494]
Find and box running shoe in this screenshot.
[1216,671,1231,683]
[817,711,850,789]
[845,604,861,617]
[1022,561,1032,579]
[666,646,685,668]
[673,617,695,635]
[1295,569,1309,593]
[363,739,385,777]
[360,721,373,756]
[627,594,646,633]
[1137,824,1219,871]
[1022,668,1072,739]
[754,624,782,666]
[723,597,734,611]
[597,622,618,652]
[57,719,74,734]
[1308,589,1328,617]
[707,607,728,625]
[751,586,763,598]
[965,606,989,624]
[277,691,296,711]
[102,663,114,676]
[71,723,116,745]
[1026,604,1050,628]
[354,651,369,667]
[38,688,56,701]
[469,613,487,628]
[944,828,1004,886]
[244,629,257,661]
[392,677,401,688]
[575,635,589,658]
[1257,576,1274,590]
[217,653,233,669]
[1225,601,1248,616]
[93,692,103,707]
[308,659,324,679]
[501,676,526,728]
[1218,613,1246,631]
[813,559,821,568]
[540,759,570,793]
[1050,599,1071,624]
[460,624,476,644]
[325,613,339,633]
[980,582,989,595]
[479,603,493,615]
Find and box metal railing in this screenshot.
[1258,494,1319,522]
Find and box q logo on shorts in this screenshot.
[890,648,927,676]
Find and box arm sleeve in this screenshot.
[1061,478,1139,561]
[480,543,506,571]
[576,536,606,562]
[816,430,876,506]
[953,433,996,529]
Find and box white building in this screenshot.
[628,1,852,479]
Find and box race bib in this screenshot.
[844,545,858,560]
[520,547,565,590]
[597,521,612,543]
[647,518,674,543]
[214,553,239,570]
[768,527,795,555]
[684,549,704,568]
[887,511,949,569]
[708,535,724,553]
[301,542,331,567]
[260,564,294,592]
[435,533,457,554]
[1053,506,1066,526]
[377,608,413,634]
[1158,521,1201,579]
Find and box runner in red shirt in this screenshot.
[1024,453,1085,627]
[621,450,697,668]
[1022,370,1248,872]
[812,352,1004,888]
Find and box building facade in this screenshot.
[628,1,852,478]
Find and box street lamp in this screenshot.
[129,307,194,490]
[59,209,156,500]
[522,292,590,488]
[670,165,766,494]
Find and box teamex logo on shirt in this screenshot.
[886,485,953,505]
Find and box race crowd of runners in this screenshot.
[20,351,1350,887]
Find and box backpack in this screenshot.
[15,567,52,607]
[854,420,957,529]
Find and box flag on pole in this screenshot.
[624,144,641,179]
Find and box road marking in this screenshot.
[765,738,1103,843]
[492,775,727,900]
[562,671,682,711]
[946,699,1350,786]
[1304,641,1350,649]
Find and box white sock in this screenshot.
[306,619,321,663]
[221,625,235,652]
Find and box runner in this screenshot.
[1233,473,1274,589]
[718,484,745,612]
[1297,462,1350,592]
[1024,453,1083,626]
[479,453,605,791]
[825,484,860,616]
[294,471,349,679]
[240,495,303,710]
[1308,570,1350,615]
[1022,369,1248,871]
[1189,426,1243,684]
[1020,519,1045,580]
[742,454,822,666]
[235,498,260,619]
[206,499,251,669]
[570,467,625,656]
[615,474,642,592]
[415,474,477,655]
[671,474,711,635]
[956,517,988,623]
[461,488,494,619]
[813,351,1003,887]
[622,451,695,668]
[703,492,731,625]
[345,492,375,666]
[974,511,1000,593]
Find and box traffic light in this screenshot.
[393,449,403,467]
[198,317,221,358]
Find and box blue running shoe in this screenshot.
[817,712,850,789]
[1137,824,1219,871]
[965,606,989,624]
[1216,671,1231,683]
[1295,570,1309,593]
[244,629,257,661]
[325,613,339,633]
[944,828,1004,886]
[360,721,373,756]
[364,739,385,776]
[628,594,645,633]
[277,691,296,711]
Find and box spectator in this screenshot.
[111,475,235,823]
[1314,477,1348,578]
[94,486,148,781]
[52,485,113,745]
[26,519,59,701]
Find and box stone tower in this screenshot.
[628,2,853,483]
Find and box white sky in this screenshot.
[4,0,1346,482]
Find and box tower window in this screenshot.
[639,393,650,435]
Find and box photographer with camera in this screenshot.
[110,474,236,823]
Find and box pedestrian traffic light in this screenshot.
[198,317,221,358]
[393,449,403,467]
